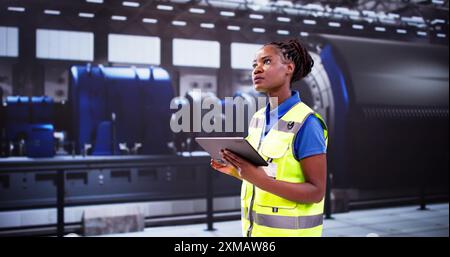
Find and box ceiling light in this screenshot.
[277,30,289,35]
[252,27,265,33]
[111,15,127,21]
[86,0,103,3]
[200,23,215,29]
[300,32,309,37]
[189,8,205,14]
[227,25,240,31]
[172,20,187,26]
[122,1,140,7]
[303,19,317,25]
[277,17,291,22]
[220,11,235,17]
[142,18,157,24]
[249,14,263,20]
[328,22,341,27]
[44,9,61,15]
[79,12,95,18]
[157,5,173,11]
[417,31,427,36]
[7,6,25,12]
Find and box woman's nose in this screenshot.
[253,65,263,75]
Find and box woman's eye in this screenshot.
[252,63,257,69]
[264,59,271,65]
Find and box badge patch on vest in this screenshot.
[287,121,295,130]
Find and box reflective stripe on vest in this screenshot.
[242,207,323,230]
[273,120,302,134]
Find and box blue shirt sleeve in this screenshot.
[294,115,327,160]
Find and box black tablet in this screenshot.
[195,137,268,166]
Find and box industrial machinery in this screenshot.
[0,35,448,235]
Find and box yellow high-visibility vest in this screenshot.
[242,101,328,237]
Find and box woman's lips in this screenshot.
[253,77,264,84]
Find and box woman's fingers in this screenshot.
[222,150,243,166]
[222,155,239,170]
[211,160,227,170]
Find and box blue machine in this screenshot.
[69,65,175,155]
[5,96,30,143]
[141,67,175,154]
[92,121,117,155]
[31,96,54,124]
[26,124,55,158]
[4,96,55,157]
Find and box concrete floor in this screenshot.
[96,203,448,237]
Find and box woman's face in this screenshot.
[252,45,293,93]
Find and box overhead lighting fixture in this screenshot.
[277,30,289,35]
[436,33,446,38]
[172,20,187,26]
[328,22,341,27]
[300,32,309,37]
[7,6,25,12]
[111,15,127,21]
[157,5,173,11]
[277,17,291,22]
[252,27,265,33]
[303,4,324,12]
[379,18,397,25]
[200,23,215,29]
[122,1,139,7]
[227,25,240,31]
[273,0,293,8]
[253,0,270,6]
[417,31,427,36]
[387,13,400,19]
[220,11,235,17]
[396,29,407,34]
[249,14,264,20]
[432,0,445,4]
[86,0,103,3]
[44,9,61,15]
[303,19,317,25]
[142,18,157,24]
[431,19,446,25]
[79,12,94,18]
[375,27,386,32]
[333,7,359,17]
[189,8,205,14]
[352,24,364,30]
[248,0,270,11]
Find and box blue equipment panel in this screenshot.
[26,124,55,158]
[4,96,56,157]
[69,65,175,155]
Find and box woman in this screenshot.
[211,39,328,237]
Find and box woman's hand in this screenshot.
[220,149,269,185]
[210,159,242,180]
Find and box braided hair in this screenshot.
[264,38,314,83]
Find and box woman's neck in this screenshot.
[267,86,291,110]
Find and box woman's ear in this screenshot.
[286,62,295,76]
